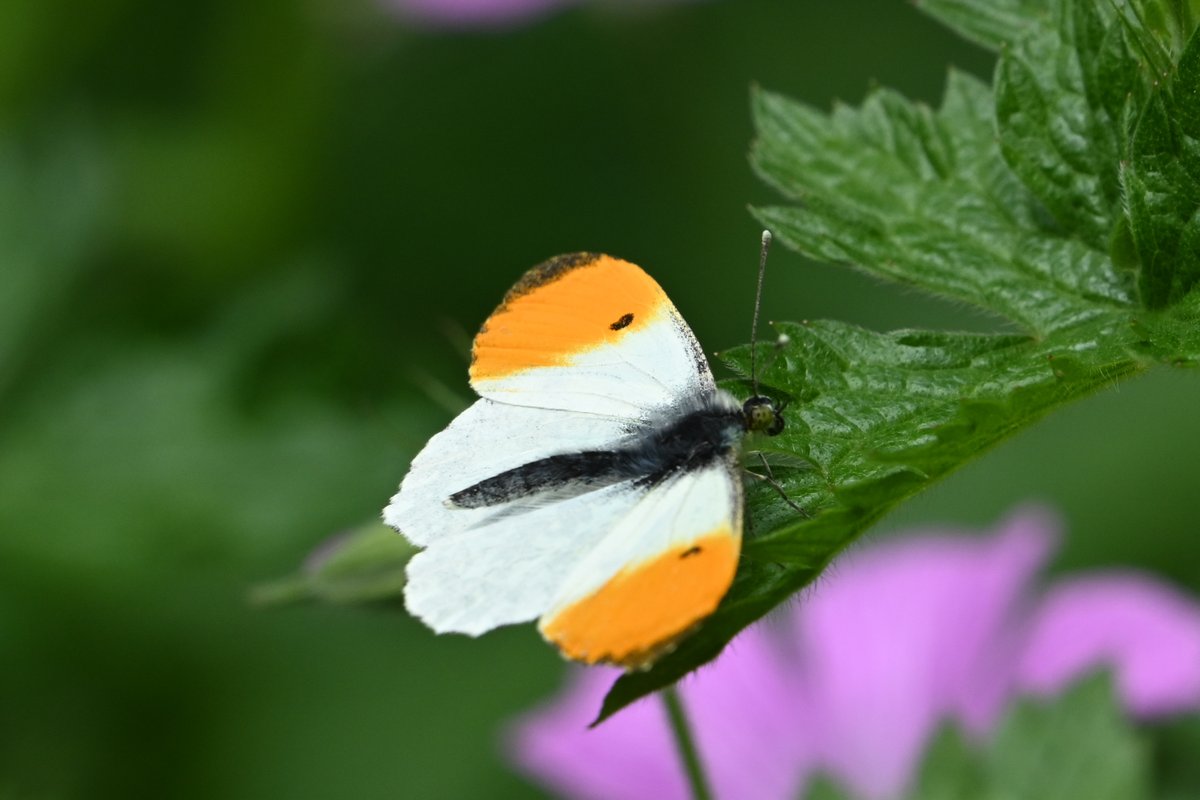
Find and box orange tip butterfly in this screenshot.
[384,231,786,669]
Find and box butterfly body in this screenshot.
[385,252,782,668]
[448,391,744,511]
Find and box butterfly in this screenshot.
[384,237,786,669]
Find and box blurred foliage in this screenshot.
[810,672,1149,800]
[252,521,415,606]
[0,0,1196,798]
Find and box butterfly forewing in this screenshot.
[384,399,632,548]
[469,254,714,418]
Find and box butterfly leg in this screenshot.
[744,452,808,516]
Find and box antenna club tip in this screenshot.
[761,229,773,245]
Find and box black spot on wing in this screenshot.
[680,546,703,559]
[610,312,634,330]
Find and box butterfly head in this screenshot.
[742,395,785,437]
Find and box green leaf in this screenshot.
[921,2,1200,306]
[994,0,1130,247]
[252,521,414,607]
[1128,0,1200,63]
[1124,25,1200,307]
[984,672,1149,800]
[597,315,1148,722]
[806,674,1150,799]
[600,0,1200,722]
[801,774,858,800]
[906,725,986,800]
[751,73,1135,335]
[914,0,1052,52]
[1136,287,1200,363]
[904,673,1149,800]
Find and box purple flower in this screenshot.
[384,0,700,29]
[506,507,1200,800]
[386,0,569,27]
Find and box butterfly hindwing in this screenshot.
[402,455,743,667]
[402,480,647,636]
[539,457,743,668]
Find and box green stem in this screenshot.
[662,684,714,800]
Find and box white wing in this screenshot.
[384,398,635,548]
[402,480,645,636]
[401,453,743,667]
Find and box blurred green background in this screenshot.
[1,0,1197,797]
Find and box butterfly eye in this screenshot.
[766,411,785,437]
[742,395,784,436]
[610,312,634,331]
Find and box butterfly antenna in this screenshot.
[750,229,772,396]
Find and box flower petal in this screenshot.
[386,0,573,27]
[1017,573,1200,717]
[788,506,1057,799]
[504,505,1200,800]
[506,666,688,800]
[682,621,813,800]
[508,627,812,800]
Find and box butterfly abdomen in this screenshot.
[447,450,632,508]
[447,394,743,510]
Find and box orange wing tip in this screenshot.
[537,528,739,670]
[469,254,671,383]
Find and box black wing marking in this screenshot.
[448,399,745,509]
